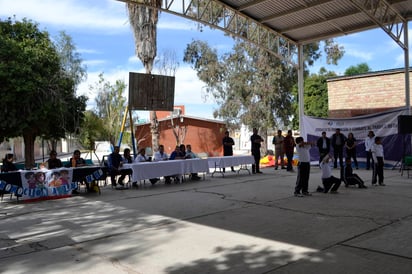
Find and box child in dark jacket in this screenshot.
[343,158,367,188]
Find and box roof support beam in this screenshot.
[117,0,298,66]
[349,0,407,50]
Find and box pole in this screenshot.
[129,108,137,158]
[118,105,129,147]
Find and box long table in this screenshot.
[123,158,209,182]
[207,155,255,177]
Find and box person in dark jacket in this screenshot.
[331,128,346,168]
[1,153,17,172]
[108,146,124,187]
[46,150,62,169]
[316,131,330,165]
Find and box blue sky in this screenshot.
[1,0,410,120]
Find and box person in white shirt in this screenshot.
[153,145,171,184]
[185,144,201,180]
[364,131,375,170]
[153,145,169,161]
[185,144,197,159]
[320,154,341,193]
[294,137,313,197]
[134,148,159,185]
[371,136,385,186]
[134,148,150,162]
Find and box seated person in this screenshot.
[169,145,185,160]
[69,149,87,167]
[134,148,159,185]
[169,145,185,182]
[319,154,341,193]
[153,145,171,184]
[118,148,133,186]
[108,146,124,187]
[343,158,367,188]
[185,144,201,180]
[68,150,88,194]
[46,150,62,169]
[1,153,17,173]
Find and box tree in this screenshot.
[344,63,371,76]
[78,110,107,152]
[0,17,86,168]
[44,31,87,151]
[291,68,337,128]
[127,0,161,151]
[91,73,127,146]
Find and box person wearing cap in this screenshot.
[46,150,62,169]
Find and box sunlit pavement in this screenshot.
[1,166,412,273]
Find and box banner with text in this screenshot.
[301,107,411,165]
[20,168,75,201]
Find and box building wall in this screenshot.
[135,117,227,156]
[327,69,409,118]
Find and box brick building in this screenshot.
[327,68,411,118]
[134,113,227,157]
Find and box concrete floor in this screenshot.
[1,166,412,273]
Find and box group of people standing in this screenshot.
[316,129,384,186]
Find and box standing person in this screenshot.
[250,128,264,174]
[316,131,330,165]
[320,154,341,193]
[364,131,375,170]
[1,153,17,173]
[294,137,313,197]
[331,128,346,168]
[284,130,296,172]
[222,130,235,172]
[345,132,358,169]
[46,150,62,169]
[371,136,385,186]
[108,146,124,187]
[272,129,285,170]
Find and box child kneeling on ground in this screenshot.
[319,154,341,193]
[343,158,367,188]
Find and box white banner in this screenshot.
[20,168,75,201]
[301,107,411,165]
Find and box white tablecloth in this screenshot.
[123,159,209,182]
[207,155,255,169]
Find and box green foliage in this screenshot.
[78,111,106,151]
[291,68,337,127]
[344,63,371,76]
[90,73,127,146]
[0,17,87,167]
[183,38,342,133]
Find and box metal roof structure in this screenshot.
[119,0,412,62]
[217,0,412,47]
[118,0,411,116]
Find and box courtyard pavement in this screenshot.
[1,165,412,274]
